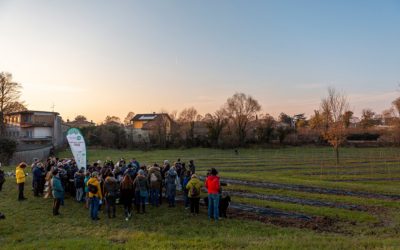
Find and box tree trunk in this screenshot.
[336,146,339,165]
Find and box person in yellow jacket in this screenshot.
[16,163,29,201]
[185,174,204,216]
[86,172,103,220]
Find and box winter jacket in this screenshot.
[133,176,150,193]
[103,177,119,198]
[101,166,110,180]
[189,164,196,174]
[133,161,140,171]
[186,177,204,198]
[124,168,137,181]
[147,166,162,190]
[0,168,5,183]
[74,172,84,188]
[16,166,26,183]
[69,166,78,181]
[179,167,187,181]
[163,164,170,174]
[52,176,64,199]
[165,171,177,197]
[113,168,123,179]
[59,170,68,187]
[120,188,134,205]
[183,176,191,193]
[205,175,221,194]
[84,176,90,192]
[87,177,103,199]
[32,167,44,181]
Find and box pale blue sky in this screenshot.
[0,0,399,123]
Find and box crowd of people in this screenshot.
[9,156,230,222]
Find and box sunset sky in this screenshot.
[1,1,399,123]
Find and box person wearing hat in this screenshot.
[51,169,64,216]
[87,172,103,220]
[205,168,221,220]
[189,160,196,175]
[162,160,170,174]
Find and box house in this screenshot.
[105,121,123,127]
[4,110,66,146]
[126,113,172,142]
[64,119,95,128]
[350,117,361,127]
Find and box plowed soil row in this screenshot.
[223,191,364,210]
[198,176,400,199]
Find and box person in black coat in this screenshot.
[33,163,45,197]
[68,163,78,197]
[189,160,195,174]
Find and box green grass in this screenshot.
[2,147,400,249]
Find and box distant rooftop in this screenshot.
[7,110,60,116]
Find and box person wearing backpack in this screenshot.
[74,169,85,203]
[182,171,191,209]
[165,168,178,207]
[87,172,103,220]
[185,174,204,216]
[147,163,162,207]
[133,170,150,214]
[104,172,119,219]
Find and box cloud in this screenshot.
[348,92,398,103]
[294,84,323,89]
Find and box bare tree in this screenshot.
[75,115,87,121]
[0,72,24,136]
[360,108,376,128]
[224,92,261,146]
[321,86,350,164]
[203,108,228,146]
[256,114,275,143]
[123,111,135,126]
[104,116,121,124]
[179,107,198,145]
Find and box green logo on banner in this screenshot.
[77,136,82,140]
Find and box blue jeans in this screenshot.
[208,193,219,220]
[89,197,100,220]
[168,196,175,206]
[184,192,190,208]
[135,191,146,206]
[150,188,159,206]
[60,186,65,205]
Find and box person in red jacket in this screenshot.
[205,168,221,220]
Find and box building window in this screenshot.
[138,134,142,139]
[12,117,14,122]
[16,131,19,136]
[26,131,29,137]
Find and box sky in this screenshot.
[0,0,399,123]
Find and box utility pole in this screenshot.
[50,102,55,112]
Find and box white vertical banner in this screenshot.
[66,127,87,171]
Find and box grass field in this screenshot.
[1,147,400,249]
